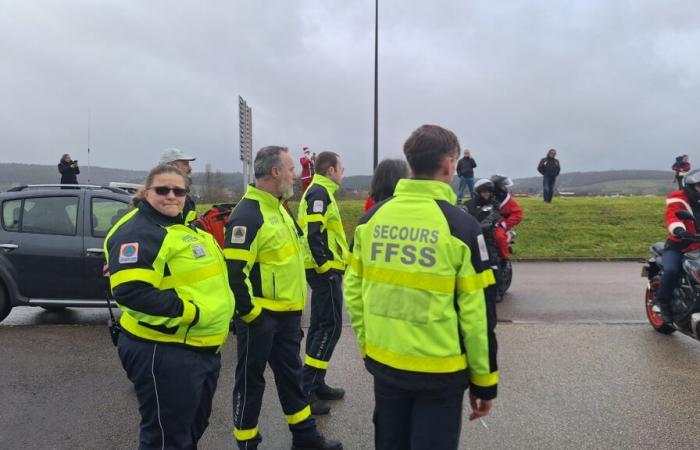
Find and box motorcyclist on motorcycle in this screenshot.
[464,178,501,227]
[490,174,523,260]
[463,179,501,306]
[654,171,700,322]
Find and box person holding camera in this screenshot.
[58,153,80,185]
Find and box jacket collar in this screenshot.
[312,174,339,194]
[245,184,282,209]
[139,200,185,226]
[394,179,457,204]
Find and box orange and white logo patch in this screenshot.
[119,242,139,264]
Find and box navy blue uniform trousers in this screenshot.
[117,333,221,450]
[303,273,343,395]
[373,377,466,450]
[233,312,317,449]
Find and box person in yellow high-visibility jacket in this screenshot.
[344,125,498,450]
[105,164,234,449]
[225,146,342,450]
[297,152,348,409]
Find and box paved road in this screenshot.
[2,262,700,449]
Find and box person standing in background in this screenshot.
[537,149,561,203]
[300,147,316,193]
[364,159,410,212]
[58,154,80,185]
[672,154,691,190]
[456,149,477,204]
[297,152,348,412]
[160,148,197,224]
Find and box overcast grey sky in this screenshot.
[2,0,700,178]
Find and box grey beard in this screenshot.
[281,187,294,200]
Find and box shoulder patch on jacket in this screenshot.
[119,242,139,264]
[224,198,263,250]
[230,226,247,244]
[304,185,331,215]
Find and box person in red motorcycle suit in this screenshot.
[300,147,316,192]
[490,174,523,260]
[654,172,700,322]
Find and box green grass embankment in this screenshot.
[200,196,668,259]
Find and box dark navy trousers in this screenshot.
[303,273,343,395]
[373,378,466,450]
[117,333,221,450]
[658,248,684,305]
[232,312,317,449]
[543,175,556,203]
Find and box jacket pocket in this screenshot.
[368,287,431,324]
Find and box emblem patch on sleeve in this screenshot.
[192,245,206,258]
[119,243,139,264]
[231,226,247,244]
[476,234,489,262]
[312,200,324,213]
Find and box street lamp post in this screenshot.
[373,0,379,170]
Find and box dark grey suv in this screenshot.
[0,185,132,322]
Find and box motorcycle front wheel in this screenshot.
[645,279,675,335]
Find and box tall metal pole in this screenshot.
[373,0,379,170]
[87,109,91,183]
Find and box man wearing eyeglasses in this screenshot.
[160,148,197,223]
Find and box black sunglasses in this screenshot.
[150,186,188,197]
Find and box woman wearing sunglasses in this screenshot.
[104,164,235,449]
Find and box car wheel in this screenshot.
[41,306,67,312]
[0,282,11,323]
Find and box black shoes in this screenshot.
[315,384,345,401]
[291,435,343,450]
[309,392,331,415]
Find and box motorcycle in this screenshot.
[642,209,700,337]
[464,203,515,302]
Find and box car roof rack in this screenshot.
[7,184,131,195]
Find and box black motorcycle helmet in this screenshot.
[684,171,700,203]
[490,174,513,198]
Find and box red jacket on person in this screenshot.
[672,162,691,174]
[497,194,524,230]
[300,154,315,191]
[665,190,700,252]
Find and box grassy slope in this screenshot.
[200,196,668,259]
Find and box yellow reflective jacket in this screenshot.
[104,201,235,351]
[344,179,498,399]
[223,185,307,322]
[297,174,348,274]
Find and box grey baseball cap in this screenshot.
[159,148,196,164]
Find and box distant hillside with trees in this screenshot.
[0,163,679,199]
[511,170,677,196]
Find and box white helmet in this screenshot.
[474,178,494,193]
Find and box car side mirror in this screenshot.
[675,210,694,221]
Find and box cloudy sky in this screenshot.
[2,0,700,178]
